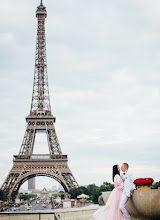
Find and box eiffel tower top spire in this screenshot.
[30,1,50,116]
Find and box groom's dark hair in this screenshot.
[123,163,129,169]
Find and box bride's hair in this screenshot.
[112,165,120,182]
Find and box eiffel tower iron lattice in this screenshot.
[1,1,79,200]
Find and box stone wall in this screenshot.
[0,206,99,220]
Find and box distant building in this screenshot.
[35,188,57,199]
[28,177,36,190]
[19,188,32,194]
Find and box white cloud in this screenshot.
[0,32,15,45]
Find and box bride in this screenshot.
[93,165,124,220]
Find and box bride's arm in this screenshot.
[114,175,124,190]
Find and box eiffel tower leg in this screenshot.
[46,123,62,155]
[1,166,19,199]
[61,168,79,190]
[18,124,36,156]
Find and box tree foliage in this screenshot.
[152,181,160,189]
[18,193,37,201]
[0,190,7,201]
[69,182,114,204]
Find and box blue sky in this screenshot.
[0,0,160,190]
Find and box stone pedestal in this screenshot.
[15,195,20,204]
[101,189,160,220]
[126,189,160,219]
[101,191,111,203]
[63,201,71,208]
[56,196,61,203]
[63,193,71,208]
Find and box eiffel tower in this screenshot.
[1,0,79,200]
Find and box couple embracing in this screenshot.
[93,163,136,220]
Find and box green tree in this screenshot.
[69,181,114,204]
[87,184,97,196]
[152,181,160,189]
[68,188,84,199]
[0,190,7,201]
[89,185,101,204]
[78,186,88,195]
[19,193,37,201]
[103,182,114,191]
[88,182,114,204]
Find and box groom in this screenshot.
[120,163,136,220]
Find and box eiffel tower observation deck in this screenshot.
[1,0,79,200]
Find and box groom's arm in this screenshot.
[129,171,136,191]
[129,172,135,182]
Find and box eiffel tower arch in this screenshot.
[1,0,79,200]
